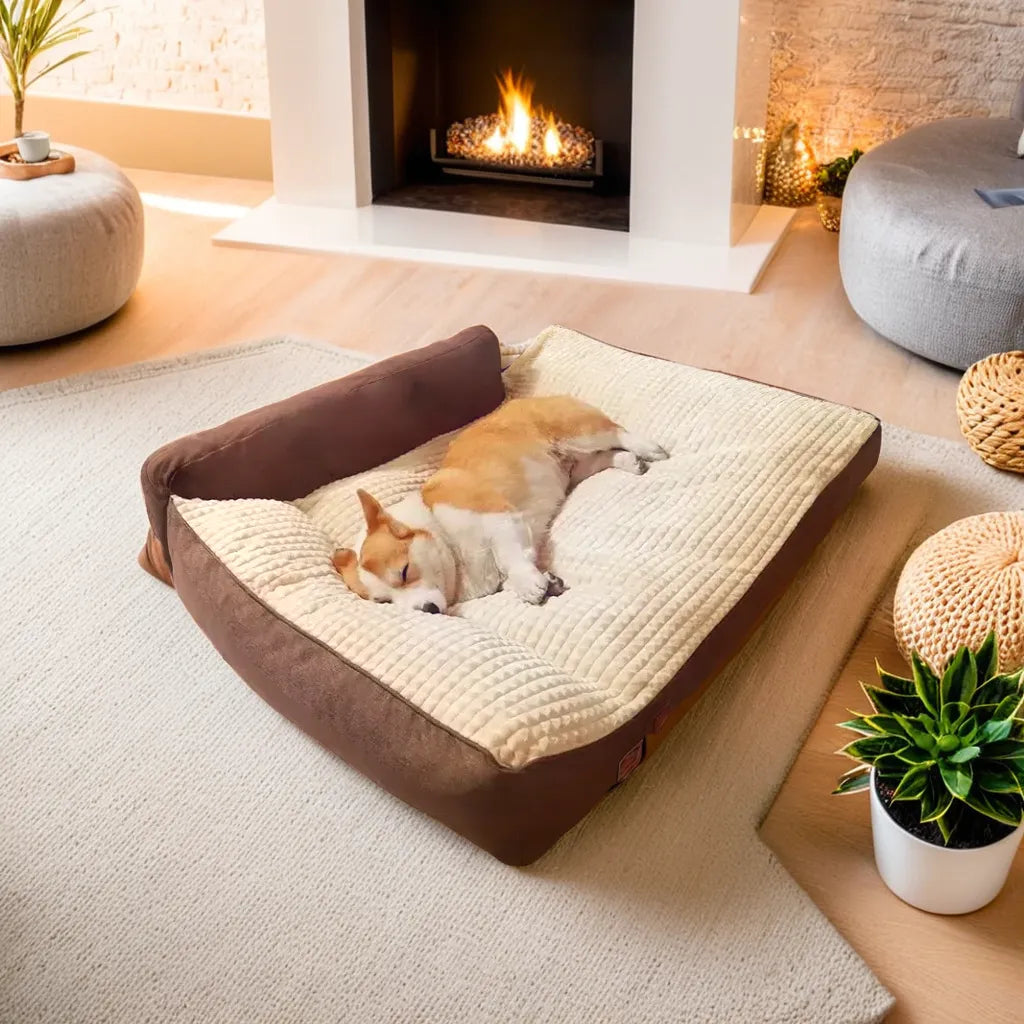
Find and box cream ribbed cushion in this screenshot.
[957,351,1024,474]
[176,326,878,769]
[894,511,1024,672]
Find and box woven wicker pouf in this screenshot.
[957,351,1024,473]
[894,511,1024,672]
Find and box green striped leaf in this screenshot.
[873,753,912,780]
[919,774,954,823]
[940,647,977,709]
[894,714,938,751]
[892,764,931,801]
[894,745,935,765]
[837,717,881,736]
[948,745,981,764]
[973,671,1024,711]
[935,802,961,845]
[839,735,910,764]
[994,693,1024,721]
[979,719,1013,745]
[911,652,940,716]
[984,740,1024,761]
[875,662,916,696]
[861,684,921,717]
[940,701,970,733]
[939,758,973,799]
[974,632,998,686]
[974,762,1023,795]
[832,769,871,795]
[960,788,1024,828]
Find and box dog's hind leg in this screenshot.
[570,449,649,486]
[564,427,669,464]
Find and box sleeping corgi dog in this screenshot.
[332,395,668,614]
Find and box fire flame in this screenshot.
[445,68,595,171]
[488,69,561,160]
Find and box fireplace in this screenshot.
[218,0,793,292]
[364,0,633,231]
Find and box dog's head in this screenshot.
[332,489,453,614]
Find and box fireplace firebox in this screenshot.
[364,0,634,231]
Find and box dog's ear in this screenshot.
[357,489,384,531]
[357,488,412,540]
[332,548,369,599]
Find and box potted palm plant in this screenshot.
[815,149,863,231]
[0,0,94,159]
[834,633,1024,914]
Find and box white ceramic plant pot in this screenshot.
[870,770,1024,914]
[16,131,51,163]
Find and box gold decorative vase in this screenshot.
[763,123,817,207]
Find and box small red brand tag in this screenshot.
[617,739,644,782]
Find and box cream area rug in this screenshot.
[2,338,1021,1024]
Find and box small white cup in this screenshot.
[16,131,51,163]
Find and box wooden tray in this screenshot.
[0,143,75,181]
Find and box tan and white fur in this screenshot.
[332,396,668,614]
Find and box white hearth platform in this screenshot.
[214,202,795,293]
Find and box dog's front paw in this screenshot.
[506,565,549,605]
[613,451,648,475]
[545,573,569,598]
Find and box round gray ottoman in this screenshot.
[0,146,143,347]
[839,118,1024,370]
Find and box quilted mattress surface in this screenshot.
[175,327,878,772]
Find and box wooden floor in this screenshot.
[3,170,1018,1021]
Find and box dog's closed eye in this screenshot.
[374,596,392,604]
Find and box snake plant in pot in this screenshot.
[834,633,1024,914]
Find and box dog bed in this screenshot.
[140,325,881,864]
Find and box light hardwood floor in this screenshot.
[3,170,1018,1022]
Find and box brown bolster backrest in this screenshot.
[140,325,504,572]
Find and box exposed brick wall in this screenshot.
[31,0,270,116]
[767,0,1024,162]
[10,0,1024,160]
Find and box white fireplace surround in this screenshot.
[216,0,793,292]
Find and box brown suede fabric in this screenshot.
[160,415,881,865]
[140,326,504,572]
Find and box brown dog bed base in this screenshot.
[141,326,880,864]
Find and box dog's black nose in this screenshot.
[421,602,441,615]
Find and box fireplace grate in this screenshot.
[429,130,604,189]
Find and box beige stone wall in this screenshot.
[11,0,1024,165]
[768,0,1024,163]
[28,0,269,116]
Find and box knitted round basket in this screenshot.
[957,351,1024,473]
[894,511,1024,672]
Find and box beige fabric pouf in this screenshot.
[894,511,1024,672]
[0,146,143,347]
[957,351,1024,473]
